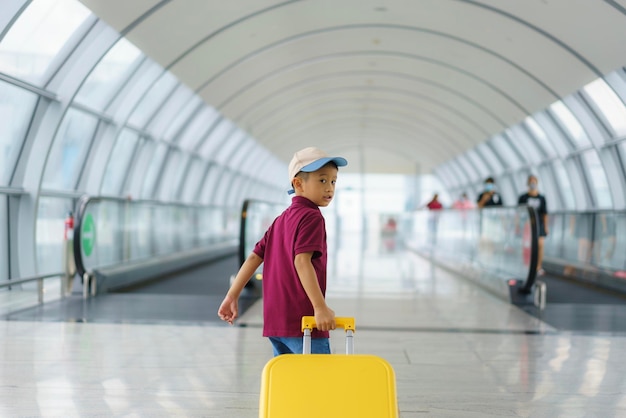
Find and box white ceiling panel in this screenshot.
[79,0,626,173]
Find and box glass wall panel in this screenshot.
[157,151,188,201]
[0,195,7,281]
[524,116,557,158]
[127,72,177,128]
[598,147,626,210]
[228,176,247,207]
[444,163,465,187]
[181,159,207,203]
[475,143,503,175]
[153,206,176,255]
[140,143,167,199]
[436,165,455,189]
[36,196,74,275]
[87,200,123,267]
[200,165,220,205]
[198,206,223,245]
[42,108,98,190]
[490,134,522,170]
[620,141,626,170]
[551,160,576,210]
[455,154,480,183]
[128,203,152,261]
[0,80,38,185]
[446,161,468,189]
[212,130,245,166]
[228,137,255,175]
[465,149,491,179]
[497,174,515,206]
[507,127,542,163]
[594,213,625,270]
[161,96,203,143]
[583,78,626,138]
[198,119,234,159]
[177,107,220,151]
[549,101,591,148]
[74,38,142,111]
[106,60,162,114]
[533,112,572,157]
[565,157,589,210]
[214,169,234,206]
[0,0,91,85]
[148,84,195,140]
[101,129,139,195]
[581,149,613,209]
[537,164,562,211]
[512,169,532,198]
[124,138,152,198]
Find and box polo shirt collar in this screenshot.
[291,196,319,209]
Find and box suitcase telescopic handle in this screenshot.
[301,316,355,355]
[301,316,355,332]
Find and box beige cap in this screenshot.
[288,147,347,194]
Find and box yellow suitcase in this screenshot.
[259,317,399,418]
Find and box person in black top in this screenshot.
[518,175,549,275]
[477,177,503,208]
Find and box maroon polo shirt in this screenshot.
[253,196,329,338]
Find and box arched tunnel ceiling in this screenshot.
[79,0,626,174]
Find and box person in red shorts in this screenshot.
[218,147,347,356]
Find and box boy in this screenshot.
[217,147,347,356]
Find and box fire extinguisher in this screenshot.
[64,211,74,241]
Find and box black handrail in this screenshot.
[520,205,539,294]
[73,194,91,279]
[238,199,286,266]
[238,199,251,267]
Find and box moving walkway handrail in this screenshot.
[73,195,232,277]
[520,205,539,294]
[239,199,286,266]
[73,194,96,279]
[74,194,144,279]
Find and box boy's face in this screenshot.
[294,164,338,207]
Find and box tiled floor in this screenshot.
[2,244,626,417]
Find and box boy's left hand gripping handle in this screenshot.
[301,316,355,332]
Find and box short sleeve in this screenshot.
[252,224,271,259]
[294,211,325,258]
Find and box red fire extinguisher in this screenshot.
[64,211,74,241]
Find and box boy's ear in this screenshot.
[292,176,304,191]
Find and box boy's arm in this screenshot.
[217,252,263,324]
[294,252,336,331]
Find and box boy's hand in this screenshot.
[218,295,238,325]
[314,305,336,331]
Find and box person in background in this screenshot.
[477,177,503,208]
[453,192,476,240]
[426,193,443,210]
[518,174,548,275]
[453,192,475,210]
[425,193,443,245]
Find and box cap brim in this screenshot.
[300,157,348,173]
